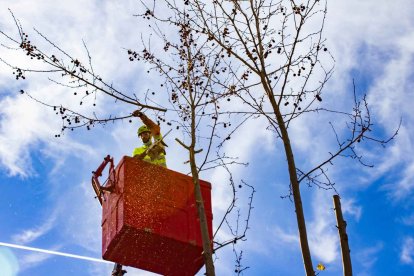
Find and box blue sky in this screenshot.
[1,1,414,275]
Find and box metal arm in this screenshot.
[91,155,115,205]
[91,155,126,275]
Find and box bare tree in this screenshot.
[132,8,257,274]
[139,0,399,275]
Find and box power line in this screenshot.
[0,241,112,264]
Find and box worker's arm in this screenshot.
[132,110,161,136]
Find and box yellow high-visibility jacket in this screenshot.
[132,136,167,167]
[132,114,167,168]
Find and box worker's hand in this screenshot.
[147,145,165,160]
[134,151,146,160]
[132,110,143,117]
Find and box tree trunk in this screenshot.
[333,195,353,276]
[189,150,216,276]
[278,118,314,276]
[266,84,315,275]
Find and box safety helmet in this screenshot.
[138,125,150,136]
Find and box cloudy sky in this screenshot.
[1,0,414,275]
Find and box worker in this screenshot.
[132,110,167,168]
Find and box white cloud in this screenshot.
[401,237,414,264]
[56,180,102,254]
[355,242,383,272]
[341,197,362,222]
[0,0,147,177]
[325,0,414,200]
[12,212,56,245]
[210,115,275,211]
[273,226,299,244]
[0,83,99,177]
[308,191,338,264]
[269,192,339,265]
[18,251,54,272]
[394,163,414,199]
[9,212,60,272]
[0,94,55,176]
[400,214,414,226]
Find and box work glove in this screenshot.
[147,145,166,160]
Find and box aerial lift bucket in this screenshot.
[92,156,213,276]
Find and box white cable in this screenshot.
[0,241,112,264]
